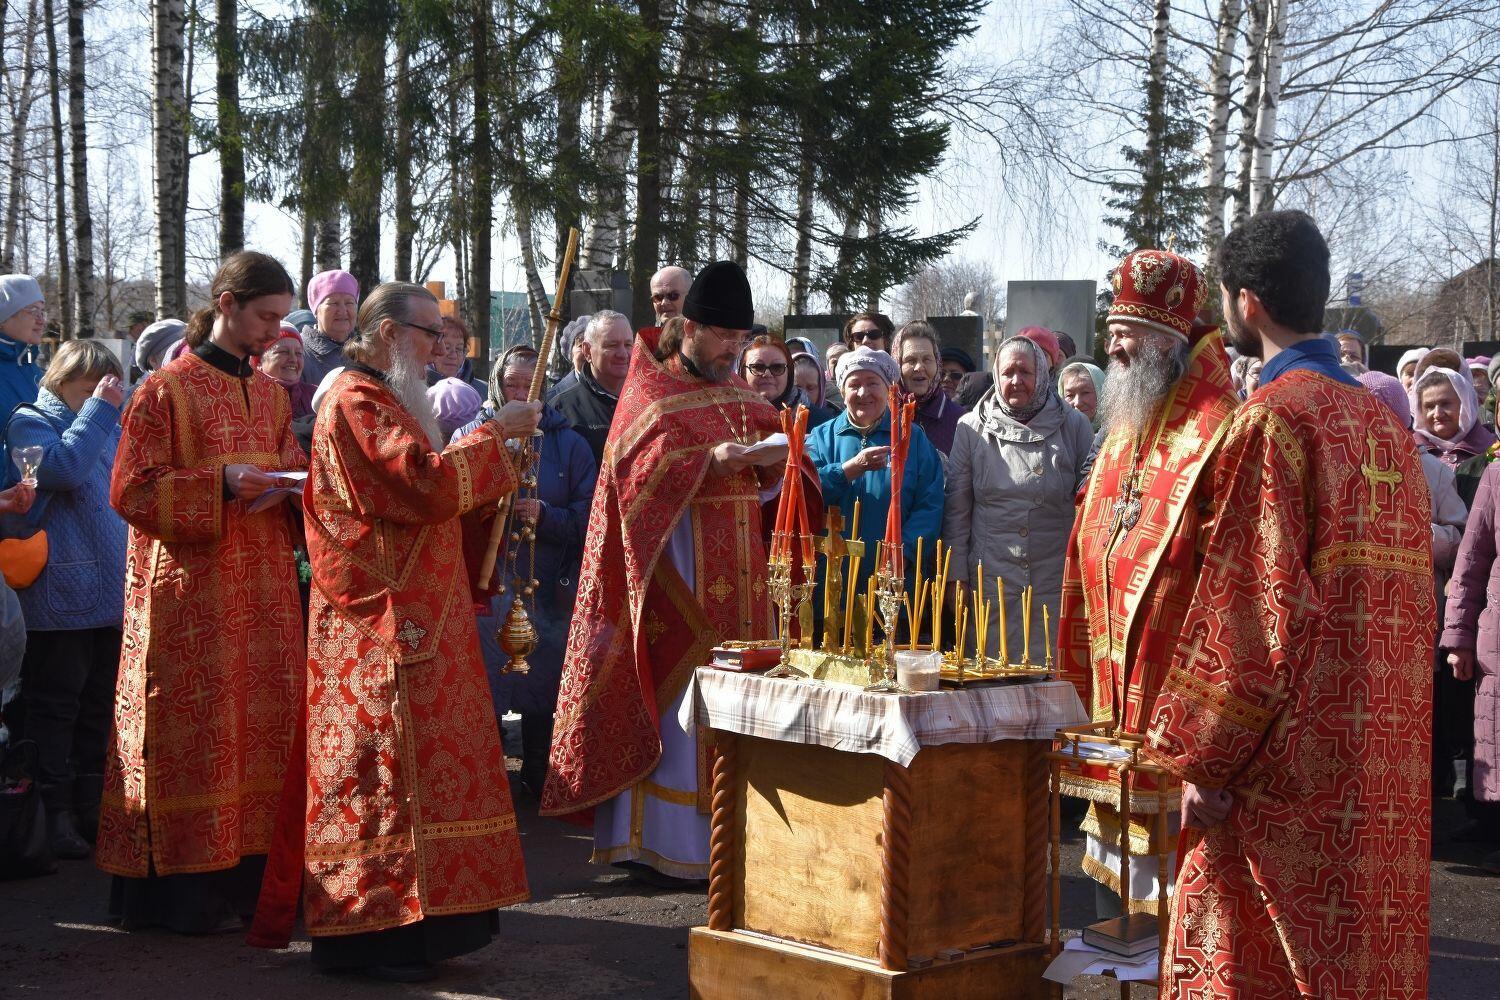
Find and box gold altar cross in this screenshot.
[818,509,847,561]
[1361,431,1403,521]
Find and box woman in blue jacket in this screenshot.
[806,347,944,640]
[4,340,126,859]
[457,345,597,796]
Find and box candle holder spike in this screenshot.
[764,556,806,678]
[864,542,910,693]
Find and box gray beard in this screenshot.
[388,345,445,450]
[1098,340,1189,439]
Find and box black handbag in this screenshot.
[0,739,57,879]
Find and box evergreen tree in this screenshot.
[1101,59,1205,259]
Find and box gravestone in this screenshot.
[1007,280,1098,355]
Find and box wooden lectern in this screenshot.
[686,670,1087,999]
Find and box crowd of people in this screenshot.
[0,204,1480,994]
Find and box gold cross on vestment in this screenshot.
[1339,697,1371,739]
[1164,425,1205,467]
[214,412,237,442]
[397,618,427,650]
[1315,888,1353,931]
[1361,431,1403,521]
[1332,793,1365,835]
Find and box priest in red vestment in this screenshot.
[1058,249,1240,918]
[249,283,541,982]
[1142,211,1432,998]
[99,251,305,933]
[541,262,814,884]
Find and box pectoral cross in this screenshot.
[1361,431,1403,522]
[1111,472,1142,534]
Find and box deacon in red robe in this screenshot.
[250,283,541,982]
[1057,250,1240,916]
[1142,211,1432,998]
[541,262,815,883]
[99,252,305,933]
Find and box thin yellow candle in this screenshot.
[997,576,1009,667]
[850,498,861,541]
[1022,586,1033,666]
[1043,604,1053,668]
[864,580,877,657]
[911,535,925,648]
[843,545,863,654]
[981,598,993,670]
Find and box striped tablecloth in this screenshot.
[683,667,1088,767]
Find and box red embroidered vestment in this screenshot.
[1057,334,1239,892]
[98,355,306,877]
[541,330,818,820]
[1143,371,1433,998]
[251,369,527,944]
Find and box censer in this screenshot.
[478,227,580,674]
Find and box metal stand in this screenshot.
[1047,723,1175,999]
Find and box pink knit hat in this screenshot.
[1017,326,1064,368]
[1357,370,1411,429]
[307,270,359,313]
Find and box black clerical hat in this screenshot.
[682,260,754,330]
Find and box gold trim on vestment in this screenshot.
[1163,666,1276,733]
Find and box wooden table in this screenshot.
[684,669,1088,999]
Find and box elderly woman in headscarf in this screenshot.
[1056,359,1105,429]
[735,334,833,428]
[1397,347,1429,394]
[256,324,315,420]
[943,335,1093,662]
[790,351,827,409]
[891,321,965,456]
[1359,370,1471,802]
[1412,364,1498,507]
[457,344,597,797]
[806,347,944,596]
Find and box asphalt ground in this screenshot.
[3,775,1496,999]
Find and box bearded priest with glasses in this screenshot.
[542,261,821,885]
[250,282,542,983]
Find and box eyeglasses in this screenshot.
[940,370,965,383]
[705,326,750,348]
[745,363,788,377]
[651,290,681,303]
[403,321,445,341]
[20,303,46,319]
[851,329,882,342]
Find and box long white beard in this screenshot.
[388,344,445,450]
[1098,340,1189,439]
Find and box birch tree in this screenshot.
[152,0,188,318]
[65,0,94,335]
[1201,0,1241,253]
[215,0,243,257]
[1,0,41,272]
[43,0,70,335]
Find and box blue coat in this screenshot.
[456,404,597,716]
[4,389,125,630]
[0,335,41,418]
[806,408,945,582]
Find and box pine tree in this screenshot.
[1101,61,1205,259]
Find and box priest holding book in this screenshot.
[542,262,820,885]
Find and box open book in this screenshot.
[248,471,308,513]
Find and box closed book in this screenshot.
[710,646,781,671]
[1082,913,1158,958]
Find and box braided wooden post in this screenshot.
[878,759,913,971]
[1023,741,1049,944]
[706,736,735,931]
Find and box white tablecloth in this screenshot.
[684,667,1088,766]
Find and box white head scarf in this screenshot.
[1412,367,1481,453]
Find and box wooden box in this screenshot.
[690,733,1053,999]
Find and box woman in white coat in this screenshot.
[942,336,1094,663]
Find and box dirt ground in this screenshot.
[2,784,1496,999]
